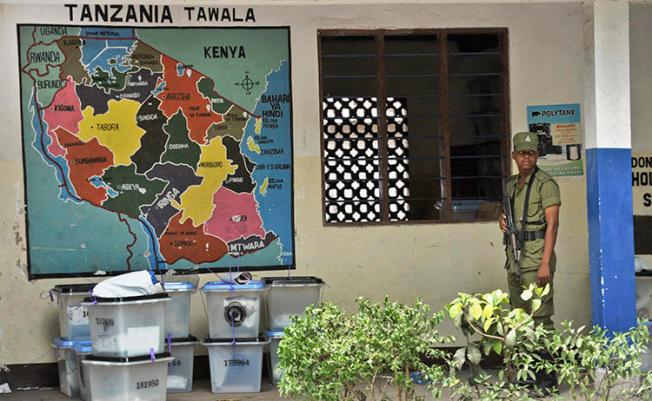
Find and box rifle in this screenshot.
[502,180,521,278]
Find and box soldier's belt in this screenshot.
[519,230,546,241]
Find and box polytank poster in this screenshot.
[18,25,293,277]
[527,103,583,177]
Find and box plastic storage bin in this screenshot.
[262,277,325,329]
[83,293,169,357]
[435,200,484,220]
[83,353,173,401]
[202,281,267,339]
[167,336,198,393]
[266,330,285,385]
[74,340,93,401]
[53,337,81,397]
[163,281,195,338]
[203,338,269,393]
[53,284,95,339]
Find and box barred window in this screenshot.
[319,30,509,224]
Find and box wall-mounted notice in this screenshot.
[632,151,652,255]
[527,103,583,177]
[632,152,652,216]
[18,25,294,278]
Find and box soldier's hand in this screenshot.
[499,213,507,233]
[537,263,551,285]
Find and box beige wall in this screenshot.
[0,1,590,365]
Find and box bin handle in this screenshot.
[40,290,55,302]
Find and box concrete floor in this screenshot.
[0,379,584,401]
[3,380,283,401]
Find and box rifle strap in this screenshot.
[514,167,538,247]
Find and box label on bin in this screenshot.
[223,358,250,367]
[94,317,114,331]
[126,326,160,355]
[67,305,89,325]
[136,379,160,390]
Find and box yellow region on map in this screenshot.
[247,136,261,154]
[179,137,236,227]
[259,177,269,196]
[78,99,146,166]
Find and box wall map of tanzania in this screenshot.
[18,25,293,277]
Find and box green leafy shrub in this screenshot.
[446,285,652,401]
[277,302,360,401]
[445,285,549,400]
[353,297,452,401]
[546,321,652,401]
[277,288,652,401]
[277,297,451,401]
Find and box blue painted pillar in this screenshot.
[584,0,637,332]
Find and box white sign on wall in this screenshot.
[632,151,652,216]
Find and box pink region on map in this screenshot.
[45,130,66,158]
[205,187,266,243]
[43,78,83,157]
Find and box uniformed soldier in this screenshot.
[499,132,561,328]
[499,131,561,393]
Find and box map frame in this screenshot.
[17,24,296,279]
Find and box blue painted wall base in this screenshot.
[586,148,637,332]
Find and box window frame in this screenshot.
[318,28,512,226]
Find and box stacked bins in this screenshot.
[51,283,95,397]
[52,337,81,397]
[82,293,171,401]
[163,281,197,393]
[265,330,285,385]
[74,340,93,401]
[163,281,195,338]
[262,276,325,385]
[201,280,268,393]
[167,336,199,393]
[52,284,95,339]
[203,338,269,393]
[83,354,173,401]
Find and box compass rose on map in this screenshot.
[235,71,260,95]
